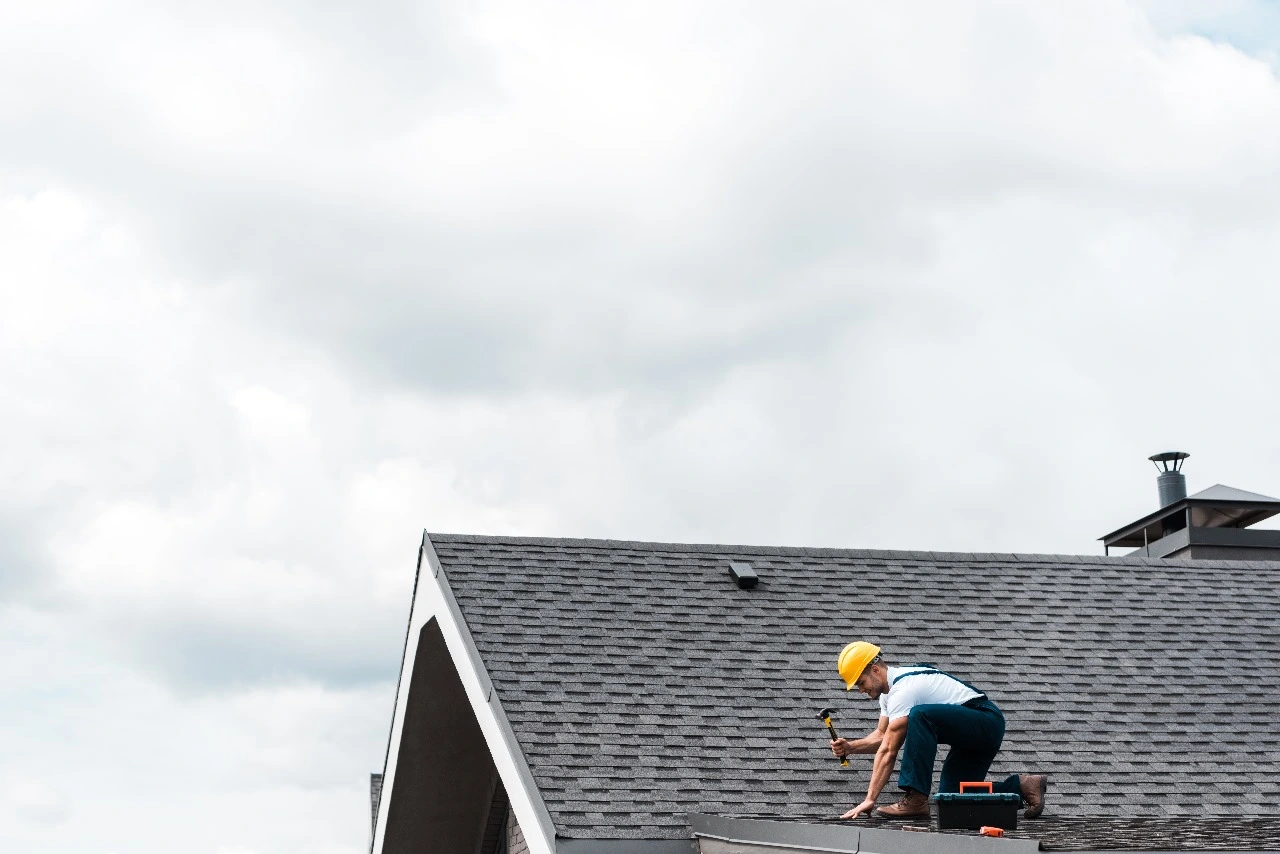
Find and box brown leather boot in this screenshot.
[1020,774,1048,818]
[875,789,930,818]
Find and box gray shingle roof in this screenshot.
[428,533,1280,842]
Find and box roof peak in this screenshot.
[1187,483,1280,504]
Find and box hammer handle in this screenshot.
[823,717,850,768]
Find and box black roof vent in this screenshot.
[728,562,758,589]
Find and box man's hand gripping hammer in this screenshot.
[818,707,848,767]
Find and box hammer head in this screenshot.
[817,707,835,720]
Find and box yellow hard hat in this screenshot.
[838,641,881,690]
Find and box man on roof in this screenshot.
[829,641,1047,820]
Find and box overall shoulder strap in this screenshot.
[891,665,987,698]
[891,666,938,685]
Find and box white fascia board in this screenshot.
[372,531,558,854]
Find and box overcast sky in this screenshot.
[3,2,1280,852]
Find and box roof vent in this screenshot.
[727,562,758,589]
[1150,451,1190,507]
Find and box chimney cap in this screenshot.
[1149,451,1189,472]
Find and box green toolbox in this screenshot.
[935,782,1020,830]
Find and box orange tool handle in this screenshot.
[960,781,993,793]
[979,826,1004,837]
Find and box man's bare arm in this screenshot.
[866,718,908,800]
[839,717,907,819]
[830,716,889,757]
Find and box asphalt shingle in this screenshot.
[429,533,1280,842]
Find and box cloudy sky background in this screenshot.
[3,1,1280,851]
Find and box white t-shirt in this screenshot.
[879,666,982,721]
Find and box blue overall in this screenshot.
[891,667,1021,798]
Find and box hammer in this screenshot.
[818,707,849,767]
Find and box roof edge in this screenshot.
[422,531,560,852]
[1100,496,1280,545]
[370,537,425,853]
[556,840,695,854]
[427,535,1177,568]
[371,531,559,854]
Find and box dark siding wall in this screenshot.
[479,783,509,854]
[381,618,499,854]
[508,811,529,854]
[370,773,383,849]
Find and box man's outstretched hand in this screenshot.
[839,799,877,820]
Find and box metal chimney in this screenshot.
[1150,451,1190,507]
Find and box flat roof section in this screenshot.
[690,814,1280,853]
[689,815,1038,854]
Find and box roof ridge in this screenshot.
[424,531,1275,567]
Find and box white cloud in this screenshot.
[0,606,378,854]
[2,778,71,826]
[231,386,315,446]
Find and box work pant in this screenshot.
[896,697,1021,798]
